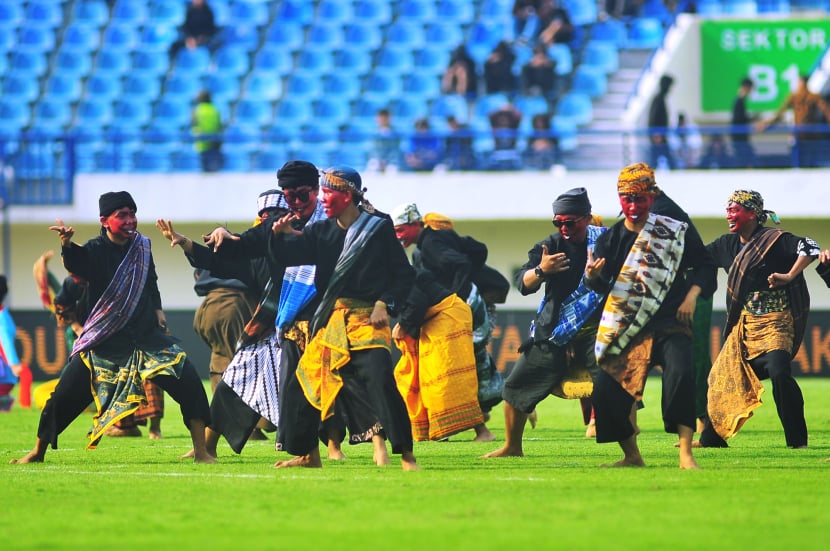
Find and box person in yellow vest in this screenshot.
[192,89,223,172]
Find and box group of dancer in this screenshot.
[9,160,830,469]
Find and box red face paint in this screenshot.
[552,215,589,242]
[321,187,351,218]
[283,186,319,218]
[101,207,137,242]
[394,223,420,247]
[726,201,755,233]
[618,194,653,224]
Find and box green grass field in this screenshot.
[2,378,829,551]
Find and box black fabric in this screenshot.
[277,160,320,189]
[552,187,591,216]
[209,380,261,454]
[98,191,137,217]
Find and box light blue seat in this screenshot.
[132,50,169,76]
[14,149,56,179]
[430,95,469,122]
[10,51,48,76]
[32,99,71,131]
[62,23,101,53]
[86,73,122,101]
[17,25,55,53]
[204,74,240,105]
[323,74,362,99]
[548,44,573,76]
[555,92,593,126]
[140,24,178,53]
[254,46,294,74]
[385,21,426,49]
[582,41,619,74]
[76,99,114,127]
[214,46,250,77]
[397,0,437,20]
[95,50,131,75]
[756,0,790,13]
[133,149,172,173]
[0,3,22,30]
[401,73,441,99]
[333,49,372,74]
[112,98,153,127]
[641,0,674,22]
[343,23,383,50]
[571,66,607,98]
[0,26,15,52]
[229,1,269,27]
[306,23,345,50]
[234,100,273,128]
[103,23,140,52]
[474,94,511,119]
[436,1,475,22]
[285,74,323,100]
[171,149,201,172]
[363,73,403,101]
[466,22,508,64]
[45,74,84,102]
[111,1,148,24]
[152,98,191,131]
[626,18,664,50]
[374,48,414,74]
[122,74,161,101]
[695,0,724,14]
[353,0,392,24]
[295,48,334,75]
[590,19,627,47]
[2,73,40,102]
[174,48,212,76]
[424,23,464,49]
[562,0,598,26]
[0,99,30,130]
[72,0,109,27]
[275,1,315,25]
[723,0,759,15]
[514,95,550,118]
[24,1,63,29]
[552,118,578,152]
[149,2,185,27]
[479,0,513,21]
[244,72,283,101]
[328,149,368,170]
[313,98,351,126]
[222,125,261,159]
[255,144,290,171]
[352,98,388,123]
[317,0,354,22]
[264,23,304,51]
[390,97,429,130]
[413,47,449,75]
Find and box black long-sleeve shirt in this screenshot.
[412,227,487,300]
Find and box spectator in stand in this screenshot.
[731,77,758,168]
[444,116,477,170]
[521,44,558,106]
[670,113,702,169]
[192,90,223,173]
[367,108,402,173]
[169,0,220,60]
[537,0,574,46]
[523,113,559,170]
[484,41,518,96]
[488,102,523,169]
[604,0,644,19]
[441,45,478,102]
[697,133,733,169]
[404,119,443,172]
[647,74,677,170]
[512,0,540,46]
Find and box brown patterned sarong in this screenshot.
[707,310,793,440]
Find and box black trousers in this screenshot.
[38,353,210,449]
[279,346,413,456]
[209,380,261,454]
[592,331,696,444]
[701,349,807,448]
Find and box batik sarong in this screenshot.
[222,331,282,426]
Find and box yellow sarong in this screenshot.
[297,299,391,421]
[394,294,484,441]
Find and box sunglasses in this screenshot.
[552,217,584,228]
[283,187,314,203]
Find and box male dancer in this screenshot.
[12,191,213,464]
[585,163,715,469]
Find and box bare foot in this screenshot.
[193,452,218,464]
[528,410,538,429]
[274,453,323,469]
[401,451,420,471]
[180,449,195,459]
[327,448,347,461]
[149,430,162,440]
[372,435,390,466]
[481,446,523,458]
[674,440,703,448]
[105,426,142,437]
[10,450,45,464]
[823,457,830,462]
[473,424,495,442]
[600,457,646,467]
[585,419,596,439]
[679,455,700,470]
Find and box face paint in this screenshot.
[552,215,589,241]
[618,194,653,223]
[321,187,351,218]
[394,223,420,247]
[101,207,137,241]
[284,186,318,218]
[726,202,755,233]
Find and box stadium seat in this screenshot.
[295,48,334,75]
[552,118,578,152]
[133,149,172,172]
[174,47,212,76]
[102,23,140,52]
[724,0,759,14]
[132,50,169,77]
[0,99,30,130]
[0,26,14,52]
[397,0,437,20]
[234,100,273,128]
[571,66,607,98]
[548,44,573,76]
[214,47,251,77]
[264,23,304,51]
[62,23,101,54]
[275,0,315,25]
[86,73,122,101]
[555,92,593,126]
[254,46,293,74]
[2,72,40,102]
[333,49,372,74]
[31,99,70,132]
[0,3,22,30]
[582,41,619,74]
[401,73,441,99]
[244,71,283,101]
[363,73,403,101]
[353,0,392,24]
[317,0,354,22]
[122,74,161,101]
[171,149,202,171]
[204,74,240,106]
[312,97,351,125]
[307,23,345,50]
[423,23,465,49]
[285,74,324,100]
[514,95,550,118]
[13,149,57,179]
[24,1,63,29]
[140,24,178,53]
[562,0,598,26]
[436,1,475,22]
[111,1,148,24]
[474,94,511,119]
[149,1,185,27]
[385,21,426,49]
[75,99,114,127]
[10,51,48,76]
[389,97,429,130]
[430,95,469,122]
[374,48,414,74]
[72,0,109,27]
[343,22,383,50]
[322,73,362,99]
[229,1,269,27]
[627,18,665,50]
[44,74,84,102]
[413,47,450,75]
[255,144,290,171]
[590,19,628,47]
[756,0,790,13]
[641,0,674,22]
[112,99,153,127]
[17,25,55,53]
[352,98,388,123]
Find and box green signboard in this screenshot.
[700,19,830,112]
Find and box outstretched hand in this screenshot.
[49,219,74,247]
[584,249,606,281]
[155,219,187,247]
[203,226,240,250]
[271,212,300,236]
[539,244,571,275]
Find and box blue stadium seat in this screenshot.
[140,25,178,53]
[264,23,305,51]
[0,99,30,130]
[562,0,598,26]
[640,0,674,22]
[590,19,628,47]
[571,66,607,98]
[17,25,55,53]
[214,47,251,77]
[397,0,437,20]
[627,18,665,50]
[204,74,240,106]
[72,0,109,27]
[478,0,513,21]
[229,1,269,27]
[13,149,56,179]
[514,95,550,118]
[152,98,191,131]
[413,47,449,75]
[95,50,131,76]
[724,0,759,14]
[0,26,15,52]
[430,95,469,122]
[312,97,351,126]
[102,23,140,52]
[132,50,169,77]
[295,48,334,75]
[111,1,148,24]
[133,149,172,173]
[275,0,315,25]
[2,73,40,102]
[255,144,290,171]
[328,149,368,170]
[174,47,212,76]
[424,23,465,49]
[148,2,185,27]
[333,49,372,74]
[363,73,403,101]
[389,97,429,130]
[548,44,573,76]
[122,74,161,101]
[474,93,512,119]
[317,0,354,22]
[44,74,83,102]
[353,0,392,24]
[0,3,22,30]
[24,1,63,28]
[10,51,48,76]
[436,1,475,22]
[352,98,388,123]
[401,73,441,99]
[306,23,345,50]
[171,149,201,172]
[244,72,283,101]
[555,92,593,126]
[552,118,578,152]
[695,0,724,14]
[343,23,383,50]
[385,21,426,49]
[75,99,114,127]
[285,74,323,100]
[582,41,619,74]
[86,73,122,101]
[254,46,294,74]
[62,23,101,53]
[112,99,153,127]
[375,48,414,74]
[756,0,790,13]
[234,100,273,128]
[163,73,202,102]
[323,73,362,99]
[467,22,508,62]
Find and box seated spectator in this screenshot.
[367,108,402,172]
[170,0,220,60]
[512,0,540,46]
[537,0,574,46]
[488,102,523,169]
[521,44,557,105]
[442,45,478,101]
[444,115,477,170]
[669,112,703,169]
[697,133,733,169]
[404,119,443,172]
[604,0,644,19]
[523,113,559,169]
[484,41,518,95]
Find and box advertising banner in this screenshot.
[700,18,830,112]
